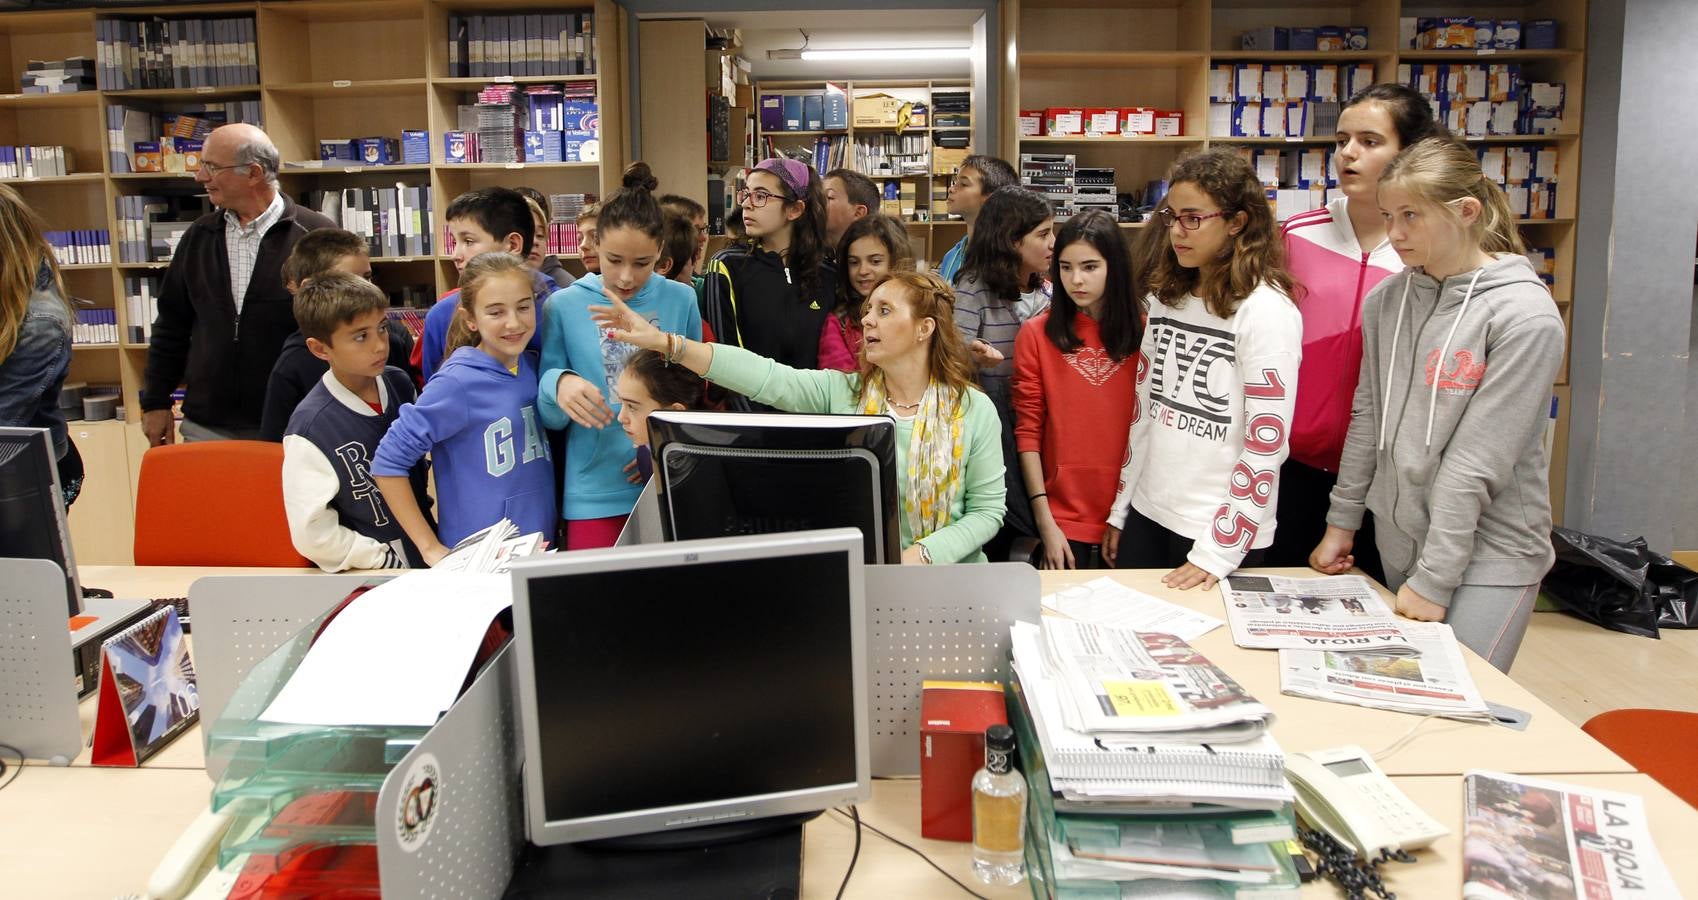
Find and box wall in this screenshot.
[1566,0,1698,549]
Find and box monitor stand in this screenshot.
[503,813,813,900]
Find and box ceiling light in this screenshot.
[798,48,973,61]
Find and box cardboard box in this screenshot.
[356,137,399,166]
[1494,19,1523,49]
[1345,26,1369,50]
[933,146,969,175]
[853,93,906,127]
[402,130,430,164]
[1017,109,1043,137]
[1241,26,1288,51]
[1121,106,1156,135]
[1044,107,1084,136]
[1316,27,1345,52]
[132,142,161,172]
[1524,19,1558,49]
[1084,107,1121,137]
[1290,28,1318,52]
[319,138,357,161]
[920,681,1007,842]
[1423,17,1476,50]
[1153,109,1185,137]
[443,130,471,163]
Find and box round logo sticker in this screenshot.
[395,752,442,853]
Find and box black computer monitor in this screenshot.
[0,426,81,617]
[647,410,900,564]
[511,528,871,846]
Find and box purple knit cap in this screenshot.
[754,157,811,199]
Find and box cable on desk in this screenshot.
[829,807,990,900]
[834,805,861,900]
[0,742,24,794]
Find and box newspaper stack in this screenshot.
[1220,574,1415,655]
[435,518,546,573]
[1464,771,1681,899]
[1279,621,1494,720]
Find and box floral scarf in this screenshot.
[862,373,966,543]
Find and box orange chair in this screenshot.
[1581,709,1698,808]
[133,440,312,567]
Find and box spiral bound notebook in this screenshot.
[1010,621,1291,810]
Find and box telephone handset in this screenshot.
[1284,746,1448,858]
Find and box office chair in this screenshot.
[133,440,312,567]
[1581,708,1698,808]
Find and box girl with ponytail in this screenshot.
[537,161,704,549]
[1311,136,1563,672]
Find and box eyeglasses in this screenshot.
[735,187,783,208]
[1157,207,1229,232]
[198,159,257,178]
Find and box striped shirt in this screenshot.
[952,271,1050,393]
[225,191,284,316]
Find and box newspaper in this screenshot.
[1041,616,1272,738]
[1220,574,1415,655]
[1279,621,1493,720]
[1042,576,1223,642]
[435,518,547,573]
[1464,771,1682,900]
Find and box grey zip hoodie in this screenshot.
[1327,254,1565,606]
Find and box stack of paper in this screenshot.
[1220,574,1414,654]
[1279,621,1493,720]
[1042,576,1223,642]
[435,518,547,573]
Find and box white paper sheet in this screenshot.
[1041,576,1222,642]
[259,572,513,727]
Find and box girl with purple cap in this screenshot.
[700,158,841,405]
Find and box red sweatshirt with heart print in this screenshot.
[1013,310,1137,544]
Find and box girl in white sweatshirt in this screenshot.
[1104,150,1303,590]
[1311,137,1564,672]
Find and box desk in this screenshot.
[0,564,1665,899]
[1043,569,1635,777]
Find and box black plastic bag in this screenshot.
[1650,557,1698,629]
[1541,528,1664,638]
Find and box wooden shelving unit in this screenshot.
[1004,0,1587,512]
[753,78,973,267]
[0,0,627,562]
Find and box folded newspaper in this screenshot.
[434,518,547,573]
[1279,622,1493,720]
[1042,616,1273,740]
[1464,771,1681,899]
[1042,576,1223,642]
[1220,574,1415,655]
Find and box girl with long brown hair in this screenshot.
[0,183,80,504]
[591,270,1006,564]
[1103,149,1303,589]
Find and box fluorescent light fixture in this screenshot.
[799,48,973,61]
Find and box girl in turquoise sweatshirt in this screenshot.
[537,163,702,549]
[591,270,1007,564]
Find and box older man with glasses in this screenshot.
[140,123,337,444]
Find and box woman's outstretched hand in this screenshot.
[588,284,664,352]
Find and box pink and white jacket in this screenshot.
[1282,196,1404,472]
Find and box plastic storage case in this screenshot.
[203,597,430,881]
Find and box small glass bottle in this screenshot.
[971,723,1027,886]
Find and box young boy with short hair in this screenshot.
[575,202,600,275]
[282,272,434,571]
[416,187,557,381]
[259,229,418,441]
[822,168,878,250]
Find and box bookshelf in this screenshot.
[753,78,974,268]
[0,0,626,562]
[1002,0,1586,510]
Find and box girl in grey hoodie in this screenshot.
[1311,137,1565,672]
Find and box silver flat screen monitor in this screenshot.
[0,426,81,617]
[510,528,871,845]
[647,410,900,564]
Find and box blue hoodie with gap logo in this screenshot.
[537,272,701,521]
[373,345,557,546]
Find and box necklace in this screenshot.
[888,399,921,412]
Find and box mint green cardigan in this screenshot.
[705,345,1007,563]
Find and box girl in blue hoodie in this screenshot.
[537,162,703,549]
[373,252,557,563]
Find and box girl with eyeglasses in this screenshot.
[1311,137,1563,672]
[1264,84,1441,579]
[699,158,840,400]
[1103,149,1302,590]
[591,270,1006,565]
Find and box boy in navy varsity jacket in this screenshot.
[281,273,433,571]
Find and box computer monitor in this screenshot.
[511,528,871,846]
[0,426,80,617]
[647,410,899,564]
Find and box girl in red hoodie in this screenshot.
[1013,210,1143,569]
[1267,84,1441,578]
